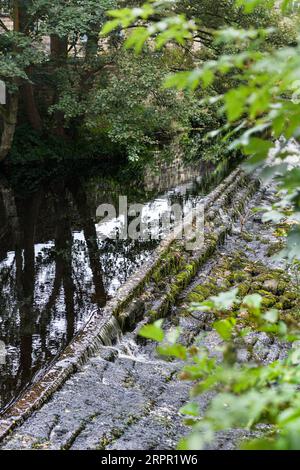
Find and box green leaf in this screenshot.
[244,137,274,159]
[281,0,296,12]
[235,0,276,14]
[189,300,214,312]
[280,227,300,261]
[263,309,279,324]
[224,86,250,122]
[157,343,187,360]
[279,169,300,194]
[213,318,236,341]
[139,319,165,342]
[180,402,200,417]
[125,28,150,54]
[262,210,285,224]
[177,432,206,451]
[210,288,240,310]
[100,19,120,36]
[243,138,273,166]
[290,348,300,365]
[164,69,201,91]
[166,327,181,344]
[242,293,262,314]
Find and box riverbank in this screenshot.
[0,170,294,450]
[2,154,232,412]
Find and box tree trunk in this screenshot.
[0,93,19,161]
[50,34,68,136]
[69,180,107,307]
[0,174,22,247]
[21,80,43,131]
[0,1,20,161]
[50,34,68,61]
[85,30,100,61]
[17,1,43,132]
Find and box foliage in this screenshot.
[0,0,230,164]
[139,288,300,450]
[101,0,300,254]
[3,0,297,165]
[83,50,193,161]
[107,0,300,450]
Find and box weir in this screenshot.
[0,164,209,412]
[0,166,260,441]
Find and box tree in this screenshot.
[102,0,300,259]
[101,0,300,449]
[0,0,117,160]
[2,0,295,164]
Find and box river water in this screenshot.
[0,162,221,412]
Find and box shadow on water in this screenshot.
[0,160,230,411]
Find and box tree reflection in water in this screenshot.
[0,169,204,411]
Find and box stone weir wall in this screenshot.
[144,149,201,192]
[0,167,260,441]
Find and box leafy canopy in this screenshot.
[103,0,300,450]
[102,0,300,258]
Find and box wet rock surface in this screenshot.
[1,183,296,450]
[1,342,190,450]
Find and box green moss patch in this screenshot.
[182,252,300,325]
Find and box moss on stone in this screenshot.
[178,250,300,325]
[187,292,207,303]
[97,435,111,450]
[193,285,212,297]
[267,241,284,257]
[148,309,158,318]
[228,271,248,283]
[281,296,294,310]
[261,297,277,309]
[273,227,288,238]
[241,232,254,242]
[238,282,251,297]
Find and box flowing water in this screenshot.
[0,162,222,412]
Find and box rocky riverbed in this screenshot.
[0,181,297,451]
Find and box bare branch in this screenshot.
[0,18,9,32]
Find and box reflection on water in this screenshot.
[0,168,206,411]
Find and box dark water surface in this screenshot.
[0,163,217,412]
